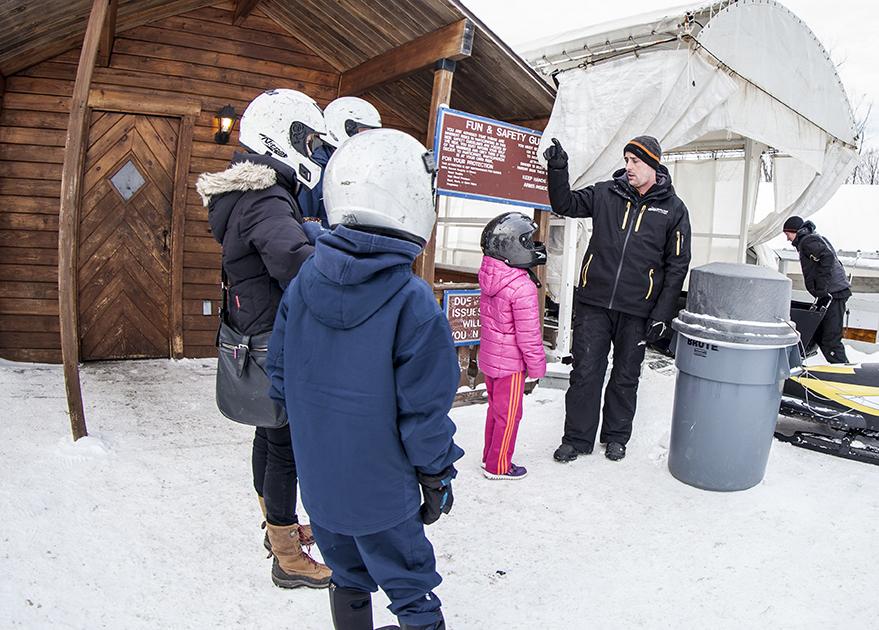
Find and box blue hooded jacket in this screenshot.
[266,226,464,536]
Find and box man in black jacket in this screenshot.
[783,216,851,363]
[544,136,691,462]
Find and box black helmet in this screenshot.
[480,212,547,268]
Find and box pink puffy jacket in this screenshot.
[478,256,547,379]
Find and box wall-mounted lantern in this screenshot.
[214,105,237,145]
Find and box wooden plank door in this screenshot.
[77,111,179,360]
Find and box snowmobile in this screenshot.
[774,300,879,465]
[777,364,879,465]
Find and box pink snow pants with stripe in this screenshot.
[482,371,526,475]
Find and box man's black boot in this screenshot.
[606,442,626,461]
[553,443,590,462]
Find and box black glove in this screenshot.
[543,138,568,169]
[645,319,669,344]
[417,465,456,525]
[813,294,832,311]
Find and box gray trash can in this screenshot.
[668,263,800,491]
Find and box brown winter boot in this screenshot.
[259,495,315,552]
[265,522,332,589]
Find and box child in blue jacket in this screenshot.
[267,129,462,630]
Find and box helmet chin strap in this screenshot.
[526,268,542,288]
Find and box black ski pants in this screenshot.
[252,425,298,526]
[562,304,648,452]
[815,295,849,364]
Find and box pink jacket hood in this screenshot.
[478,256,546,379]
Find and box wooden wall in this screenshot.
[0,2,348,362]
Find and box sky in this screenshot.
[463,0,878,148]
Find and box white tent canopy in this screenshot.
[518,0,858,355]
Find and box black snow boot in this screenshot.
[605,442,626,461]
[553,443,590,462]
[329,584,400,630]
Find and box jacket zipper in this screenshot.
[645,268,654,300]
[609,200,638,309]
[634,204,646,232]
[581,253,594,287]
[676,230,681,256]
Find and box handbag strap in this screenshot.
[216,265,237,348]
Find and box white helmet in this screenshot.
[322,97,382,148]
[238,89,327,190]
[323,129,437,246]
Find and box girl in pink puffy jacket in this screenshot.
[478,212,548,480]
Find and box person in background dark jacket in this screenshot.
[268,129,461,630]
[543,135,692,462]
[783,216,851,363]
[197,89,330,589]
[297,96,382,226]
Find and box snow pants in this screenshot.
[482,371,526,474]
[252,425,298,526]
[815,295,849,364]
[311,512,443,627]
[562,304,648,452]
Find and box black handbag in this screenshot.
[215,268,287,428]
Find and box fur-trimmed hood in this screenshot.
[196,160,277,206]
[201,152,300,245]
[196,152,297,206]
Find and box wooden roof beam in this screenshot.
[233,0,262,26]
[96,0,117,67]
[506,117,550,131]
[339,19,474,97]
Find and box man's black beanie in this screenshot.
[624,135,662,171]
[782,215,805,232]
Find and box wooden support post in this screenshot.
[58,0,112,441]
[233,0,262,26]
[339,20,473,97]
[170,115,196,358]
[96,0,117,67]
[425,59,455,149]
[533,208,550,332]
[0,73,5,112]
[415,58,456,286]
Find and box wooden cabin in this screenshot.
[0,0,555,366]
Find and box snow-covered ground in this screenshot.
[2,350,877,630]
